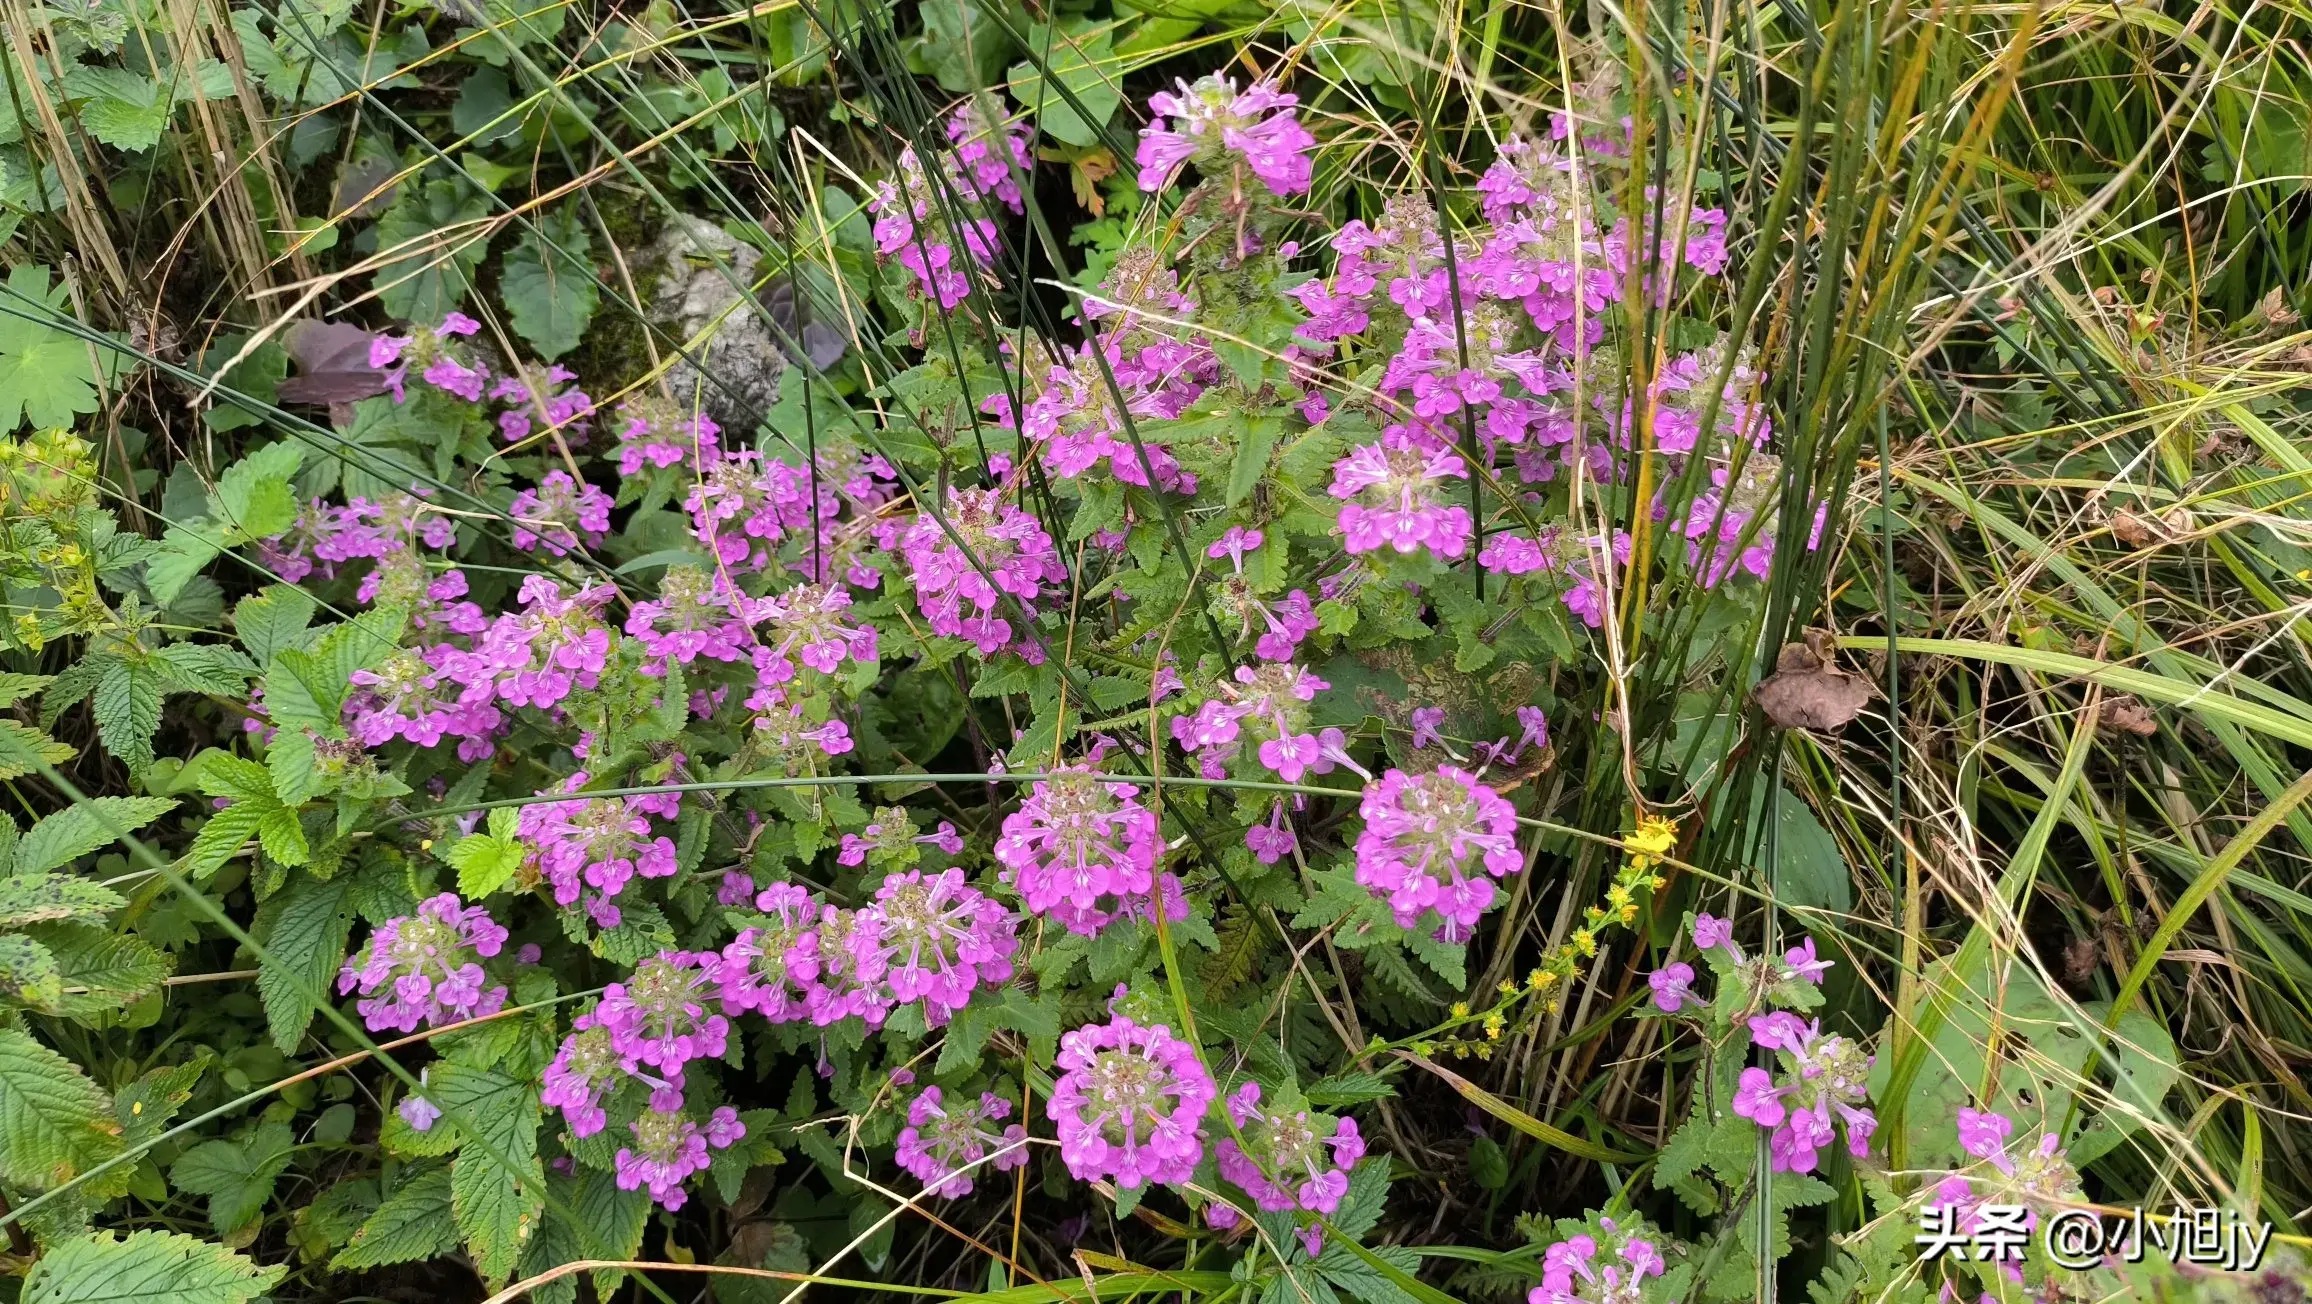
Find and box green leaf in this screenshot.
[233,586,318,666]
[501,209,598,360]
[334,1167,459,1270]
[1226,415,1283,507]
[252,873,354,1052]
[153,644,259,696]
[374,179,493,323]
[168,1121,295,1237]
[1007,24,1120,148]
[0,719,79,781]
[36,923,173,1016]
[0,873,127,926]
[1465,1135,1508,1188]
[179,805,262,881]
[13,796,177,874]
[23,1230,286,1304]
[1304,1071,1394,1107]
[0,265,120,431]
[59,64,224,151]
[0,933,62,1009]
[447,810,526,899]
[91,659,163,773]
[0,1026,122,1190]
[265,646,349,733]
[432,1063,545,1285]
[0,672,55,709]
[254,803,311,866]
[268,729,322,806]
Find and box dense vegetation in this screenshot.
[0,0,2309,1300]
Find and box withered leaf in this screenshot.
[274,320,388,405]
[1753,631,1878,732]
[2100,695,2159,737]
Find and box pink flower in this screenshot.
[896,1087,1029,1197]
[337,893,509,1033]
[899,488,1067,655]
[1781,937,1832,984]
[1352,767,1523,942]
[1328,430,1472,559]
[1214,1082,1365,1215]
[995,768,1166,936]
[1647,962,1695,1013]
[1048,1012,1216,1188]
[1137,75,1316,197]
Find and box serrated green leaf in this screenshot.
[1227,416,1283,507]
[233,586,318,666]
[1007,24,1119,148]
[91,661,164,774]
[447,824,525,899]
[267,729,323,806]
[0,1026,122,1190]
[23,1230,286,1304]
[152,643,258,696]
[12,796,177,874]
[0,719,76,782]
[432,1063,545,1285]
[264,646,347,733]
[179,805,261,881]
[254,803,310,866]
[374,179,492,322]
[502,210,598,360]
[0,873,127,926]
[0,933,62,1009]
[1305,1071,1395,1107]
[334,1167,459,1270]
[252,873,353,1052]
[169,1121,294,1237]
[36,923,172,1016]
[0,672,55,709]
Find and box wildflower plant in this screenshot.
[0,5,2218,1302]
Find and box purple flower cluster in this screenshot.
[837,806,963,870]
[994,768,1180,936]
[894,1086,1029,1197]
[519,775,680,928]
[611,403,720,475]
[593,949,730,1081]
[1527,1217,1669,1304]
[509,470,612,557]
[846,868,1019,1029]
[1136,75,1317,197]
[897,487,1067,655]
[1352,767,1524,941]
[1048,1011,1217,1189]
[869,102,1031,309]
[337,893,509,1033]
[1731,1010,1877,1174]
[1213,1082,1364,1215]
[1170,662,1333,781]
[1327,429,1474,559]
[615,1101,744,1211]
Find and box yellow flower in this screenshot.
[1572,928,1597,957]
[1527,969,1550,991]
[1483,1013,1505,1040]
[1450,1001,1471,1019]
[1497,980,1519,997]
[1624,813,1678,860]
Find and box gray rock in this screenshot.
[645,213,847,436]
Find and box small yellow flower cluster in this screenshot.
[1405,814,1677,1058]
[0,431,110,650]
